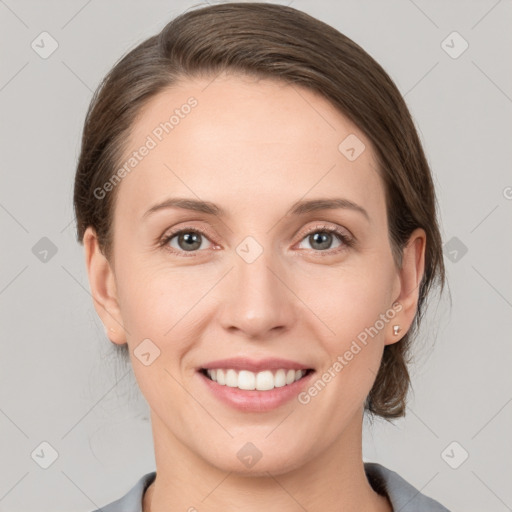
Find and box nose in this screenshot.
[217,247,297,340]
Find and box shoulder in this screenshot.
[364,462,451,511]
[89,471,156,512]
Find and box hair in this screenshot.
[73,1,446,420]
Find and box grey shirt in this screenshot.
[91,462,450,511]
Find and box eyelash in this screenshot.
[158,223,354,258]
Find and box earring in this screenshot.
[104,326,115,337]
[393,325,401,336]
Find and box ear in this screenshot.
[385,227,426,346]
[83,226,127,345]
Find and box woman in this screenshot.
[74,2,449,511]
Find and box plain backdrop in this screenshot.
[1,1,511,511]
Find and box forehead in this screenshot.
[114,73,385,222]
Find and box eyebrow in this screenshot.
[143,197,369,221]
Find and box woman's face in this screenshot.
[85,73,424,475]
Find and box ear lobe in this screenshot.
[385,227,426,346]
[83,226,127,345]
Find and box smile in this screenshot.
[201,368,314,391]
[197,366,316,412]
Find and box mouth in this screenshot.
[197,366,316,412]
[196,356,316,411]
[198,367,315,391]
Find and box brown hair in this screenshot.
[73,2,446,419]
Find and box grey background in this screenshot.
[1,0,511,511]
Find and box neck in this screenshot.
[143,408,391,512]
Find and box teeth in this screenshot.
[205,368,308,391]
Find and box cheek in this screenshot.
[302,260,396,408]
[299,273,394,416]
[306,260,396,346]
[114,262,202,413]
[115,257,205,336]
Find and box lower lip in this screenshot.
[197,370,315,412]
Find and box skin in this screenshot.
[84,73,426,512]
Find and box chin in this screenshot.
[199,440,311,477]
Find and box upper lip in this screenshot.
[199,357,314,373]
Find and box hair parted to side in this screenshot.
[73,2,446,420]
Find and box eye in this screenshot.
[296,224,353,254]
[159,223,354,257]
[159,227,214,256]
